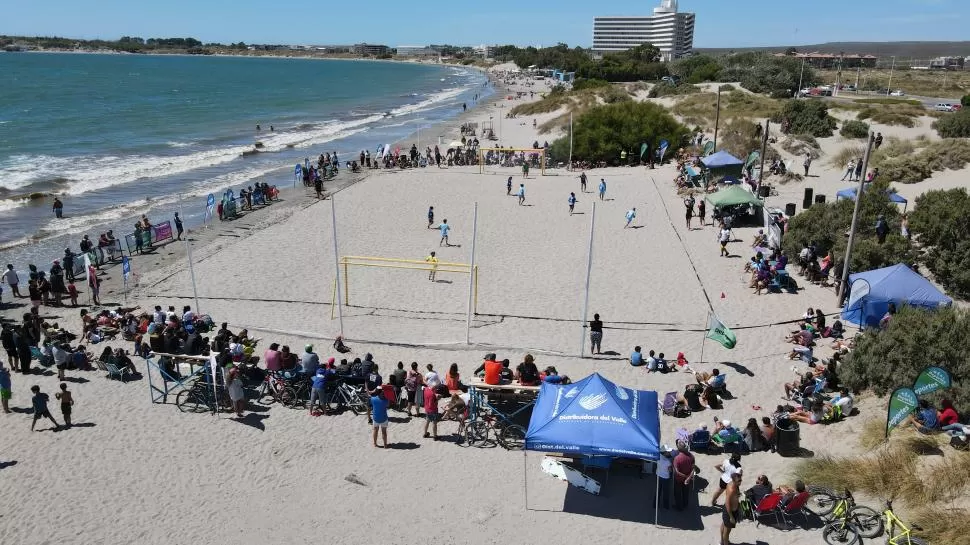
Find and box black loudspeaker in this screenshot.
[815,194,826,204]
[785,203,797,216]
[803,187,814,210]
[775,421,801,456]
[758,185,770,198]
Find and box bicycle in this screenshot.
[463,408,526,451]
[176,378,230,414]
[822,496,927,545]
[813,488,881,544]
[256,372,299,407]
[332,382,368,415]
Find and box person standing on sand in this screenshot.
[625,208,637,228]
[507,176,513,195]
[314,176,323,199]
[426,251,438,282]
[427,206,434,229]
[3,265,21,298]
[842,159,855,181]
[698,200,706,227]
[803,154,812,177]
[720,470,743,545]
[52,197,64,219]
[684,195,695,229]
[568,192,577,215]
[598,179,607,201]
[174,212,184,240]
[371,389,389,448]
[30,385,59,431]
[438,220,450,247]
[719,226,732,257]
[672,441,695,510]
[588,313,603,354]
[522,161,530,179]
[579,172,588,192]
[423,385,440,440]
[518,184,526,206]
[226,363,246,417]
[55,383,73,427]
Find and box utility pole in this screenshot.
[834,52,844,97]
[712,87,721,151]
[838,132,876,304]
[758,120,770,190]
[887,56,896,96]
[796,57,806,97]
[855,65,861,90]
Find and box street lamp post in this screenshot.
[886,56,896,96]
[796,57,806,98]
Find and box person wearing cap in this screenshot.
[711,452,742,506]
[721,469,743,544]
[301,344,320,375]
[309,366,333,415]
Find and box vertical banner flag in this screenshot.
[745,150,760,170]
[83,253,93,283]
[886,387,919,437]
[640,143,648,160]
[122,255,130,283]
[706,314,737,349]
[913,366,951,396]
[703,141,715,156]
[658,139,669,163]
[205,194,215,225]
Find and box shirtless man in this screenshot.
[721,470,742,545]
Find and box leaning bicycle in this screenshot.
[822,496,927,545]
[176,378,230,414]
[814,488,881,545]
[463,408,526,451]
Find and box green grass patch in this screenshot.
[853,97,923,106]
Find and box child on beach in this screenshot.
[438,220,450,247]
[30,385,59,431]
[55,383,74,427]
[625,208,637,228]
[568,192,577,215]
[427,206,434,229]
[0,364,11,413]
[518,184,525,206]
[426,252,438,281]
[598,179,607,201]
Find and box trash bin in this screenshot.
[775,420,801,456]
[802,188,814,210]
[758,185,770,198]
[785,203,797,216]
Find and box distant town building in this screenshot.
[396,46,439,57]
[592,0,695,61]
[473,44,495,59]
[928,56,965,70]
[353,43,389,56]
[772,52,878,69]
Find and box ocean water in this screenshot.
[0,53,487,266]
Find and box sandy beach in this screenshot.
[0,67,944,545]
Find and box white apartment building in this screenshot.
[592,0,695,61]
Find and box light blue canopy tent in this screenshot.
[525,373,662,522]
[842,263,952,328]
[836,186,908,211]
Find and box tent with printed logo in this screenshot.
[524,373,662,523]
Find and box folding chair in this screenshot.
[689,429,711,452]
[30,346,54,367]
[779,491,812,527]
[753,492,785,527]
[710,373,728,396]
[712,431,743,453]
[106,360,131,382]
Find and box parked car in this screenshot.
[889,89,906,97]
[935,103,955,112]
[953,104,963,111]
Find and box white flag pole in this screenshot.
[579,201,596,357]
[330,197,345,337]
[699,311,710,365]
[465,202,479,344]
[178,193,202,314]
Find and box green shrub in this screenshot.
[571,78,611,92]
[911,188,970,298]
[717,52,814,98]
[719,119,775,162]
[873,139,970,183]
[933,109,970,138]
[841,305,969,410]
[547,101,688,165]
[840,120,870,139]
[647,83,699,98]
[773,99,837,137]
[962,94,970,108]
[599,86,632,104]
[669,54,722,84]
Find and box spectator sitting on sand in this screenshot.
[788,400,826,425]
[695,368,722,387]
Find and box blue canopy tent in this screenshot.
[700,150,745,181]
[525,373,661,523]
[842,263,952,328]
[836,186,908,212]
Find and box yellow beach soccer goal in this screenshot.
[478,147,548,176]
[334,255,479,315]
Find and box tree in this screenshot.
[840,120,870,139]
[785,47,798,56]
[547,101,687,165]
[718,52,813,98]
[910,188,970,298]
[772,99,837,137]
[841,305,969,410]
[962,94,970,108]
[670,54,722,83]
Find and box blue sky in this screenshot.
[4,0,965,48]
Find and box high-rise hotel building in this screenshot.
[592,0,695,61]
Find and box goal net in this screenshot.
[479,147,548,176]
[337,255,479,315]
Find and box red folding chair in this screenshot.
[753,492,784,527]
[381,384,398,405]
[779,491,812,527]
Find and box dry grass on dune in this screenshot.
[912,507,970,545]
[794,448,917,501]
[830,145,866,168]
[671,89,781,126]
